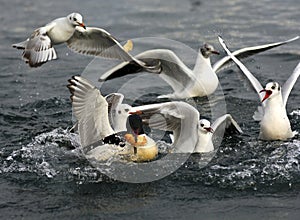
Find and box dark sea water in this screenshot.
[1,0,300,219]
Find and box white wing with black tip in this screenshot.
[213,36,299,73]
[99,49,193,92]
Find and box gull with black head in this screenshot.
[218,36,300,140]
[99,37,299,99]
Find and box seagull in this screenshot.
[12,12,141,67]
[218,36,300,141]
[130,104,243,153]
[195,115,243,152]
[67,76,157,161]
[67,75,242,154]
[99,36,299,99]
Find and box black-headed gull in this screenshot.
[195,115,243,152]
[67,76,157,162]
[68,76,242,153]
[218,36,300,141]
[99,37,299,99]
[131,104,243,153]
[12,12,137,67]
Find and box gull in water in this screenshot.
[99,37,299,99]
[130,104,243,153]
[68,76,242,153]
[218,36,300,140]
[67,76,157,162]
[12,12,139,67]
[195,115,243,152]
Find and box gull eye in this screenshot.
[200,123,204,127]
[271,86,275,90]
[73,17,77,21]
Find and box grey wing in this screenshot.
[67,27,134,61]
[218,36,265,106]
[150,49,194,91]
[213,36,299,73]
[15,28,57,67]
[212,114,243,136]
[99,49,193,91]
[282,61,300,107]
[67,76,114,148]
[131,102,182,131]
[131,101,200,152]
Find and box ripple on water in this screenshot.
[1,127,300,189]
[197,139,300,190]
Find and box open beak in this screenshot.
[211,50,220,55]
[205,127,214,133]
[77,22,86,29]
[260,89,272,102]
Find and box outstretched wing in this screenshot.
[99,49,193,92]
[212,114,243,136]
[218,36,265,106]
[67,27,135,61]
[282,61,300,107]
[67,76,114,148]
[213,36,299,73]
[131,101,200,152]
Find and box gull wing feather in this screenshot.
[67,76,114,148]
[212,114,243,136]
[99,49,193,92]
[218,36,265,106]
[282,61,300,107]
[67,27,135,61]
[131,101,200,152]
[213,36,299,73]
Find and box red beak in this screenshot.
[77,22,86,29]
[129,110,142,115]
[205,127,214,133]
[260,89,272,102]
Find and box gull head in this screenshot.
[67,12,86,29]
[127,114,145,136]
[200,43,220,58]
[260,82,281,102]
[199,119,214,133]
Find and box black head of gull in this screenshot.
[200,43,220,58]
[127,114,145,136]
